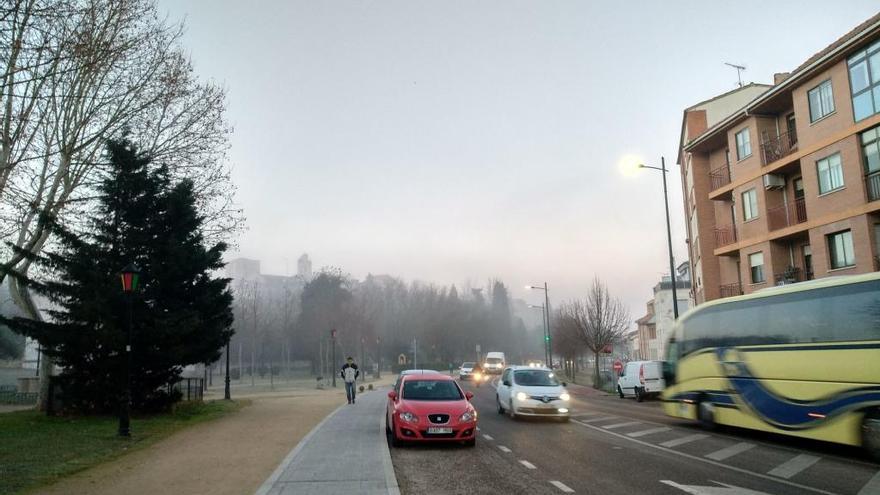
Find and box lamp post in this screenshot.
[526,283,552,367]
[528,303,548,365]
[376,336,381,379]
[331,329,337,388]
[118,263,141,437]
[224,335,231,400]
[638,157,680,319]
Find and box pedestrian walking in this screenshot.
[341,356,360,404]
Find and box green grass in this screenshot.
[0,399,247,494]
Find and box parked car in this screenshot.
[458,362,476,381]
[483,351,506,375]
[496,366,570,421]
[617,360,666,402]
[386,372,477,447]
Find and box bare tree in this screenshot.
[556,278,630,389]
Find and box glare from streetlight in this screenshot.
[618,153,644,178]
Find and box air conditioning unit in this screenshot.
[763,173,785,190]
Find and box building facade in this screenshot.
[634,263,692,361]
[679,14,880,304]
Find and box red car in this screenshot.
[386,372,477,447]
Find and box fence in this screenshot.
[0,384,38,405]
[169,378,204,402]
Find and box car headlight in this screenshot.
[398,412,418,423]
[459,411,476,422]
[473,372,482,379]
[560,393,571,401]
[516,392,528,401]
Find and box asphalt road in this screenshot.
[390,378,880,495]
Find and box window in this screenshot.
[807,80,835,122]
[861,126,880,201]
[742,188,758,221]
[735,128,751,160]
[513,370,559,387]
[827,230,855,269]
[816,153,844,193]
[848,39,880,122]
[749,252,765,284]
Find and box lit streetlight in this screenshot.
[118,263,141,437]
[526,283,552,367]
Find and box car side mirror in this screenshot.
[502,379,511,387]
[465,391,474,401]
[562,382,567,387]
[387,391,397,401]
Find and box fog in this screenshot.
[160,0,879,319]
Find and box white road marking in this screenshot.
[572,412,602,418]
[660,434,709,448]
[498,445,512,453]
[767,454,821,479]
[660,479,770,494]
[627,426,671,438]
[572,420,835,495]
[519,460,537,469]
[857,469,880,495]
[549,480,575,493]
[482,434,494,441]
[603,421,641,430]
[579,415,618,423]
[705,442,756,461]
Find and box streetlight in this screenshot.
[224,334,231,401]
[526,283,552,367]
[118,263,141,437]
[528,304,548,366]
[635,156,680,319]
[376,336,381,379]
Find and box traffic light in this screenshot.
[544,335,550,342]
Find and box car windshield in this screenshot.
[461,362,475,368]
[514,370,560,387]
[402,380,463,401]
[486,358,502,364]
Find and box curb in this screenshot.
[378,402,401,495]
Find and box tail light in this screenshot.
[639,364,645,385]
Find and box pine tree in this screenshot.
[2,139,233,413]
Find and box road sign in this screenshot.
[613,360,623,372]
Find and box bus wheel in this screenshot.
[697,400,717,431]
[863,409,880,461]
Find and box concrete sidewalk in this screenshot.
[255,386,400,495]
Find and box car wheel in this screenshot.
[497,395,504,414]
[697,399,717,431]
[508,400,517,420]
[636,387,644,402]
[862,408,880,461]
[558,416,570,423]
[389,420,403,447]
[617,386,624,399]
[385,413,390,433]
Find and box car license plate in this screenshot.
[427,427,452,434]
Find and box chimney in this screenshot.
[773,72,791,85]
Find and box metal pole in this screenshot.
[661,157,680,319]
[331,331,337,388]
[544,282,551,367]
[224,338,231,400]
[540,304,548,365]
[119,293,132,437]
[377,337,381,379]
[360,337,365,382]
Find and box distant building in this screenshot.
[635,301,656,360]
[635,262,693,361]
[225,258,261,281]
[297,254,313,280]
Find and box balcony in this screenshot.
[760,129,798,166]
[709,165,731,190]
[773,267,805,285]
[713,224,737,247]
[719,282,743,298]
[766,198,807,231]
[867,172,880,202]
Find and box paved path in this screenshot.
[256,386,399,495]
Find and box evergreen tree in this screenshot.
[2,139,233,412]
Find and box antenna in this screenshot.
[725,62,746,88]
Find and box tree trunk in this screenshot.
[593,350,601,390]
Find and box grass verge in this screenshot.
[0,399,248,494]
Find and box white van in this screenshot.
[484,352,506,375]
[617,360,665,402]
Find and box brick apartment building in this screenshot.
[679,13,880,304]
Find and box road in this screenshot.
[390,378,880,495]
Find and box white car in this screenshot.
[617,360,665,402]
[496,366,571,421]
[458,362,476,381]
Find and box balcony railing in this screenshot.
[766,197,807,231]
[709,165,731,190]
[719,282,743,298]
[713,224,737,246]
[774,267,804,285]
[867,172,880,202]
[760,129,798,166]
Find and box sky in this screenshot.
[159,0,879,320]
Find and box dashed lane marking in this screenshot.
[858,470,880,495]
[767,454,821,479]
[627,426,671,438]
[659,433,709,448]
[579,415,618,423]
[549,480,575,493]
[498,445,512,453]
[603,421,641,430]
[519,460,537,469]
[482,434,494,441]
[705,442,756,461]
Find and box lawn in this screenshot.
[0,399,247,494]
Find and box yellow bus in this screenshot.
[662,272,880,459]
